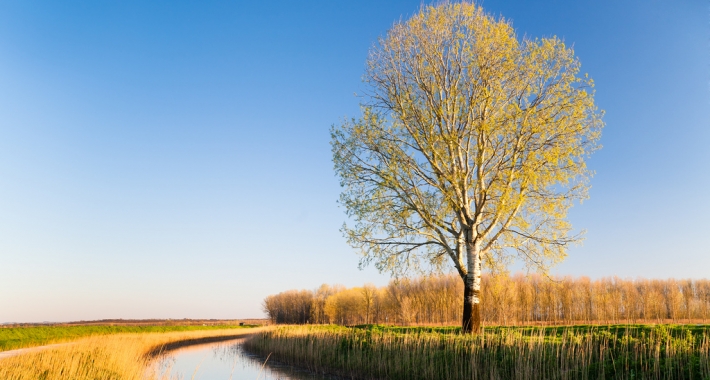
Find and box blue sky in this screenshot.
[0,0,707,322]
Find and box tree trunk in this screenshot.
[462,273,482,333]
[462,232,483,334]
[462,280,473,332]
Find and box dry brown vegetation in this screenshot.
[264,274,710,325]
[0,327,266,380]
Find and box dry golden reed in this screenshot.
[0,327,267,380]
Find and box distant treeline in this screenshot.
[1,319,269,328]
[263,274,710,325]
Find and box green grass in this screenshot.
[0,324,258,352]
[353,323,710,340]
[244,324,710,380]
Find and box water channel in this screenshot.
[156,338,332,380]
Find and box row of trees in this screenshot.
[263,274,710,325]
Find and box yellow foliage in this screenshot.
[324,288,365,325]
[332,1,602,332]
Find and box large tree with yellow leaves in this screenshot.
[331,2,602,333]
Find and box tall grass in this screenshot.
[244,325,710,379]
[0,328,267,380]
[0,324,256,352]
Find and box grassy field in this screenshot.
[0,327,267,380]
[0,324,258,352]
[244,324,710,380]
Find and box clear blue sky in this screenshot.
[0,0,707,323]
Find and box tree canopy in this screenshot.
[331,2,602,333]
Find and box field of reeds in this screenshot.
[0,323,258,352]
[0,327,267,380]
[244,324,710,380]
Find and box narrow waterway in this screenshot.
[157,337,331,380]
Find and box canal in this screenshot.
[157,337,332,380]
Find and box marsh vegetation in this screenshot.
[0,324,257,352]
[0,326,264,380]
[245,324,710,379]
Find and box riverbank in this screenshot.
[244,324,710,380]
[0,327,268,380]
[0,323,260,352]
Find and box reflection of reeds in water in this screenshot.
[157,337,274,380]
[244,325,710,380]
[256,352,272,380]
[157,339,245,380]
[160,337,328,380]
[0,328,264,380]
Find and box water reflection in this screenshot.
[157,338,331,380]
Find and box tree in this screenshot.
[361,283,377,324]
[262,289,313,324]
[331,2,602,333]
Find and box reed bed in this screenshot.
[0,324,256,352]
[0,327,266,380]
[244,325,710,380]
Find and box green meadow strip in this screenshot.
[244,324,710,380]
[0,324,256,352]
